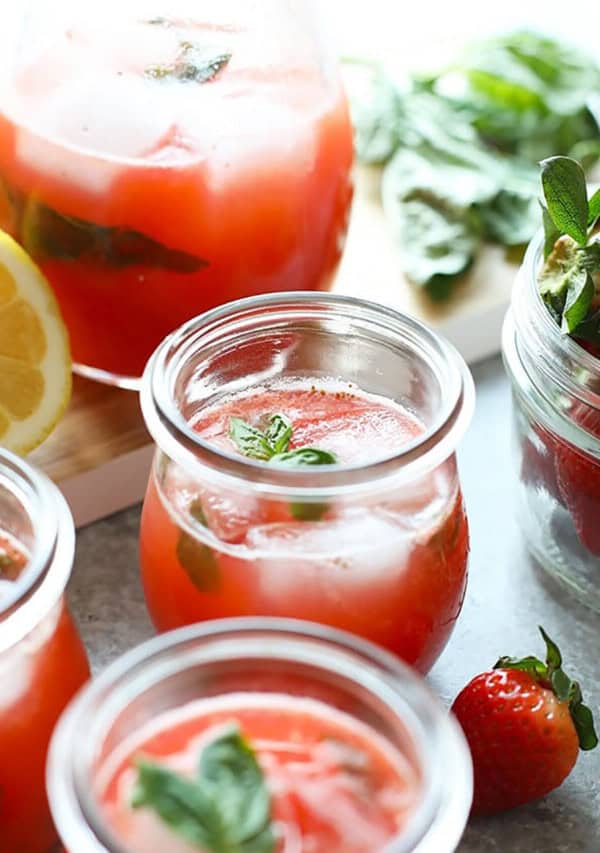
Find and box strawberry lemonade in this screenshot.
[47,621,473,852]
[140,294,475,673]
[0,2,353,383]
[0,454,89,853]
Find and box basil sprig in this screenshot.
[229,413,336,521]
[229,414,338,468]
[538,156,600,339]
[132,727,275,853]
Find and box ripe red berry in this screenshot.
[451,628,597,815]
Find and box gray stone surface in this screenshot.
[68,356,600,852]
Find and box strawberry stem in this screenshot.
[494,626,598,751]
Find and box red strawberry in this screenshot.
[451,628,597,816]
[554,405,600,554]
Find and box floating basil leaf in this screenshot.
[18,197,208,272]
[269,448,338,467]
[289,502,329,521]
[146,42,231,84]
[132,728,275,853]
[176,500,220,592]
[263,414,292,454]
[229,417,274,461]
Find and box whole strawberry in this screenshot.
[554,405,600,555]
[451,628,597,815]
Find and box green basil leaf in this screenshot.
[133,729,275,853]
[289,502,329,521]
[588,187,600,226]
[175,499,220,592]
[541,156,589,246]
[477,190,538,246]
[577,242,600,272]
[542,203,562,259]
[264,414,292,454]
[199,729,274,851]
[270,447,338,467]
[132,761,223,850]
[351,72,403,165]
[561,268,594,334]
[19,197,208,272]
[229,418,274,461]
[146,43,231,84]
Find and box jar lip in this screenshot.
[141,292,475,497]
[47,617,473,853]
[0,449,74,650]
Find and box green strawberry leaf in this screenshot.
[494,627,598,752]
[541,156,589,246]
[132,728,275,853]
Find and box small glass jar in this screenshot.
[139,293,474,672]
[503,232,600,610]
[47,618,472,853]
[0,449,90,852]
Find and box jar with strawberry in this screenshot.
[503,156,600,609]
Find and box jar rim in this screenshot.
[47,617,473,853]
[0,449,74,651]
[140,292,475,498]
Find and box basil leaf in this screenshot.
[588,187,600,226]
[229,418,274,461]
[17,196,208,272]
[270,448,338,467]
[542,203,562,259]
[477,190,539,246]
[561,268,594,334]
[176,532,220,592]
[132,762,223,850]
[577,241,600,272]
[146,43,231,84]
[541,156,589,246]
[351,72,403,165]
[289,502,329,521]
[132,729,275,853]
[264,414,292,454]
[199,729,274,851]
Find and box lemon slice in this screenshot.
[0,230,71,454]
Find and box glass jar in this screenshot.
[0,1,353,387]
[0,449,90,852]
[503,233,600,611]
[139,292,474,673]
[47,618,472,853]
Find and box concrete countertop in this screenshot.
[68,355,600,852]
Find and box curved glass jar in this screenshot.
[139,293,474,672]
[503,232,600,610]
[0,449,90,852]
[47,618,472,853]
[0,1,353,387]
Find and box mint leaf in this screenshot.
[541,156,589,246]
[561,267,594,334]
[264,414,292,454]
[270,448,338,467]
[229,418,273,461]
[132,729,275,853]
